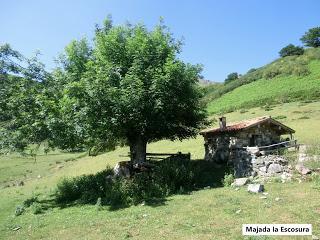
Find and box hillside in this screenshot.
[204,48,320,114]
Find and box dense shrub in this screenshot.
[54,158,223,207]
[55,168,113,204]
[279,44,304,57]
[31,202,43,214]
[224,72,239,84]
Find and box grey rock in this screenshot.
[247,184,264,193]
[295,164,311,175]
[268,163,282,174]
[232,177,249,187]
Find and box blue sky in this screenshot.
[1,0,319,82]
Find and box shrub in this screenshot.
[55,168,113,204]
[222,173,234,187]
[31,202,43,214]
[263,67,281,79]
[23,196,38,207]
[54,159,199,207]
[225,72,239,84]
[279,44,304,58]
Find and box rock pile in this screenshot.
[252,155,291,177]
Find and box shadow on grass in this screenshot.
[28,158,230,213]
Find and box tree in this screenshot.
[279,44,304,57]
[0,44,52,153]
[52,17,207,163]
[224,72,238,84]
[300,27,320,48]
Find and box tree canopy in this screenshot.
[279,44,304,57]
[1,18,207,162]
[300,27,320,48]
[224,72,239,84]
[0,44,53,153]
[53,18,207,162]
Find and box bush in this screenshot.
[31,202,43,214]
[222,173,234,187]
[224,72,239,84]
[55,159,199,207]
[23,196,38,207]
[55,168,113,204]
[279,44,304,58]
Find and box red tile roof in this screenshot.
[200,116,295,135]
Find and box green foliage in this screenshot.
[300,27,320,48]
[222,173,234,187]
[23,196,38,208]
[47,17,207,161]
[274,115,287,120]
[224,72,239,84]
[31,202,43,214]
[54,157,224,207]
[207,57,320,114]
[0,44,54,153]
[55,168,113,204]
[204,48,320,111]
[279,44,304,57]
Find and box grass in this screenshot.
[1,101,320,239]
[206,60,320,114]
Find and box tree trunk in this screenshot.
[129,136,147,163]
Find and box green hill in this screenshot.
[205,48,320,114]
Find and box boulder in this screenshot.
[295,164,311,175]
[232,177,249,187]
[113,161,131,178]
[267,163,282,174]
[247,184,264,193]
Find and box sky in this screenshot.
[1,0,320,82]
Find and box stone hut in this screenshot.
[200,116,296,177]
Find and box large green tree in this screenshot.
[300,27,320,48]
[54,18,207,162]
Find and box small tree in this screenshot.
[300,27,320,48]
[279,44,304,57]
[224,72,238,84]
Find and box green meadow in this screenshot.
[1,101,320,239]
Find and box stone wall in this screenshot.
[230,147,291,178]
[204,135,230,163]
[203,124,289,177]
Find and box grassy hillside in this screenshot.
[205,48,320,114]
[1,101,320,239]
